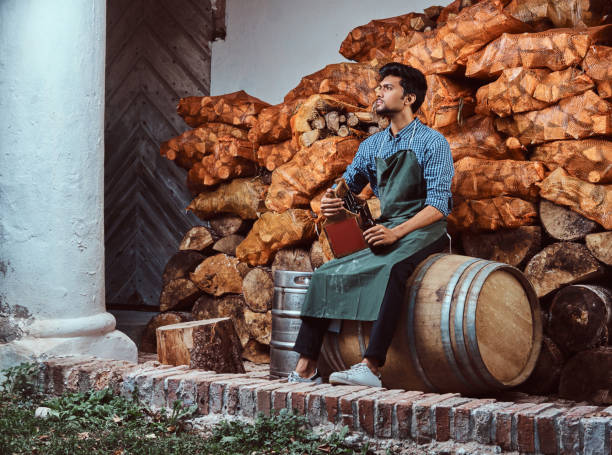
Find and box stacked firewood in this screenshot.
[148,0,612,397]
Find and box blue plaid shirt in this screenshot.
[342,118,454,216]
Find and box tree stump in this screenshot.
[162,251,206,286]
[539,200,598,241]
[140,312,193,353]
[156,318,245,374]
[159,278,202,312]
[178,226,214,252]
[461,226,541,268]
[242,268,274,312]
[559,347,612,405]
[192,294,250,347]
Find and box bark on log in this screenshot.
[212,234,245,256]
[271,248,313,273]
[524,242,605,297]
[466,25,612,78]
[559,347,612,404]
[179,226,214,252]
[437,115,526,161]
[159,278,203,312]
[452,157,545,201]
[448,196,537,232]
[241,340,270,364]
[539,200,598,241]
[495,90,612,146]
[284,63,379,108]
[177,90,270,129]
[192,293,250,347]
[244,309,272,345]
[190,253,250,296]
[461,226,541,267]
[537,167,612,229]
[162,250,206,286]
[530,138,612,184]
[248,99,304,145]
[156,318,245,373]
[209,215,252,237]
[475,67,594,117]
[140,312,193,353]
[548,284,612,353]
[256,141,298,171]
[236,209,316,266]
[187,177,268,220]
[242,268,274,313]
[418,74,476,128]
[265,137,360,212]
[517,337,565,396]
[585,231,612,265]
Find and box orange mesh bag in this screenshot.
[531,139,612,184]
[212,137,259,164]
[504,0,612,28]
[538,167,612,229]
[265,137,360,213]
[476,67,594,117]
[339,13,434,63]
[582,45,612,99]
[452,157,545,201]
[466,24,612,79]
[283,63,379,108]
[397,0,530,75]
[160,123,248,170]
[247,99,305,145]
[177,90,270,128]
[437,115,526,161]
[417,75,476,128]
[448,196,538,231]
[187,154,257,192]
[235,209,316,266]
[256,141,298,171]
[495,90,612,146]
[503,0,551,28]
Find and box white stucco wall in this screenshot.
[211,0,439,104]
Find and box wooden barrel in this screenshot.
[320,254,542,394]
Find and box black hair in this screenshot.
[378,63,427,112]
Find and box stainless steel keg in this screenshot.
[270,270,312,378]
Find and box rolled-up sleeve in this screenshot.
[342,142,370,194]
[423,137,454,216]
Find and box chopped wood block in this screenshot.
[156,318,245,373]
[466,25,612,78]
[212,234,245,256]
[452,157,545,201]
[537,167,612,229]
[248,99,304,145]
[140,312,193,353]
[192,294,250,347]
[256,141,298,171]
[177,90,270,128]
[495,90,612,146]
[284,63,379,108]
[559,347,612,404]
[448,196,537,232]
[437,115,525,161]
[461,226,541,267]
[517,336,565,396]
[586,231,612,265]
[242,268,274,313]
[530,138,612,184]
[271,248,313,273]
[549,285,612,353]
[159,278,202,312]
[265,136,360,212]
[209,214,252,237]
[241,340,270,364]
[309,239,331,269]
[236,209,316,266]
[475,67,594,117]
[524,242,604,297]
[179,226,214,252]
[244,310,272,345]
[190,253,250,296]
[417,74,475,128]
[187,177,268,220]
[539,200,598,241]
[162,250,206,286]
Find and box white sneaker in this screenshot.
[287,369,323,385]
[329,363,382,387]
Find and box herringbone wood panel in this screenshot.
[105,0,214,307]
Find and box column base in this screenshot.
[0,330,137,372]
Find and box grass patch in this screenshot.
[0,363,372,454]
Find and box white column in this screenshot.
[0,0,137,368]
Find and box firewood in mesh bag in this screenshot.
[416,74,476,128]
[447,196,538,232]
[582,45,612,99]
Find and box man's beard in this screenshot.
[374,103,402,117]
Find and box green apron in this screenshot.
[300,147,447,321]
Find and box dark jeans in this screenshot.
[293,234,448,367]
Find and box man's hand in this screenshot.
[363,224,400,247]
[321,188,344,217]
